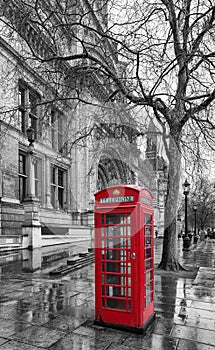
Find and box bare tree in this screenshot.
[1,0,215,270]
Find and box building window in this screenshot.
[19,152,27,202]
[51,109,67,154]
[50,165,66,209]
[34,158,41,200]
[18,81,40,138]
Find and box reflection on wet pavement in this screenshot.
[0,239,214,349]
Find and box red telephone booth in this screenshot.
[94,185,155,334]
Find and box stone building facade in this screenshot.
[0,1,167,250]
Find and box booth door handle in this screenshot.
[131,252,136,259]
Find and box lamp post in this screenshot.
[183,179,191,251]
[193,205,198,243]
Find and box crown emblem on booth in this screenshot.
[113,189,120,196]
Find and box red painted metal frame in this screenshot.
[94,185,155,332]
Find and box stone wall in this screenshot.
[0,200,24,235]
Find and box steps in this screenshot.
[0,235,22,253]
[49,248,94,276]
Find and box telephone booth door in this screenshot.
[94,185,155,334]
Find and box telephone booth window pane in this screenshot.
[146,271,152,282]
[127,238,131,247]
[145,226,151,236]
[106,298,126,310]
[146,248,152,258]
[146,282,153,293]
[128,263,131,274]
[106,274,120,285]
[145,237,151,246]
[107,227,114,236]
[146,294,152,306]
[120,263,126,274]
[128,300,131,311]
[102,262,105,272]
[128,288,131,297]
[106,250,120,260]
[102,250,105,260]
[121,276,126,286]
[127,214,130,224]
[146,259,152,270]
[102,274,105,283]
[106,286,125,297]
[120,226,126,236]
[106,263,121,273]
[102,214,104,224]
[120,238,126,248]
[106,214,125,224]
[107,238,115,248]
[127,226,131,236]
[128,277,131,286]
[145,214,151,224]
[101,227,105,236]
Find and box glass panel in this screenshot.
[106,286,126,297]
[106,238,120,248]
[51,166,56,184]
[120,238,126,248]
[58,188,64,209]
[58,169,64,186]
[106,262,119,273]
[146,271,151,282]
[102,214,104,225]
[128,300,131,311]
[101,250,105,260]
[106,250,120,260]
[146,259,152,270]
[121,275,127,286]
[102,239,105,248]
[127,214,130,224]
[51,185,56,208]
[128,288,131,297]
[102,274,105,283]
[106,214,125,224]
[106,226,115,236]
[106,298,126,310]
[106,226,126,237]
[145,237,151,247]
[145,226,151,236]
[127,263,131,274]
[146,248,152,259]
[101,227,104,236]
[128,277,131,286]
[146,283,152,294]
[127,226,131,236]
[146,294,152,306]
[145,214,151,224]
[106,274,121,285]
[120,250,126,259]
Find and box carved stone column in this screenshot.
[22,141,41,250]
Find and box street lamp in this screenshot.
[183,179,191,251]
[193,204,198,243]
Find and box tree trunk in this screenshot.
[158,134,182,271]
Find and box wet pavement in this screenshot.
[0,238,215,349]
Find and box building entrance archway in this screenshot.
[97,156,135,191]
